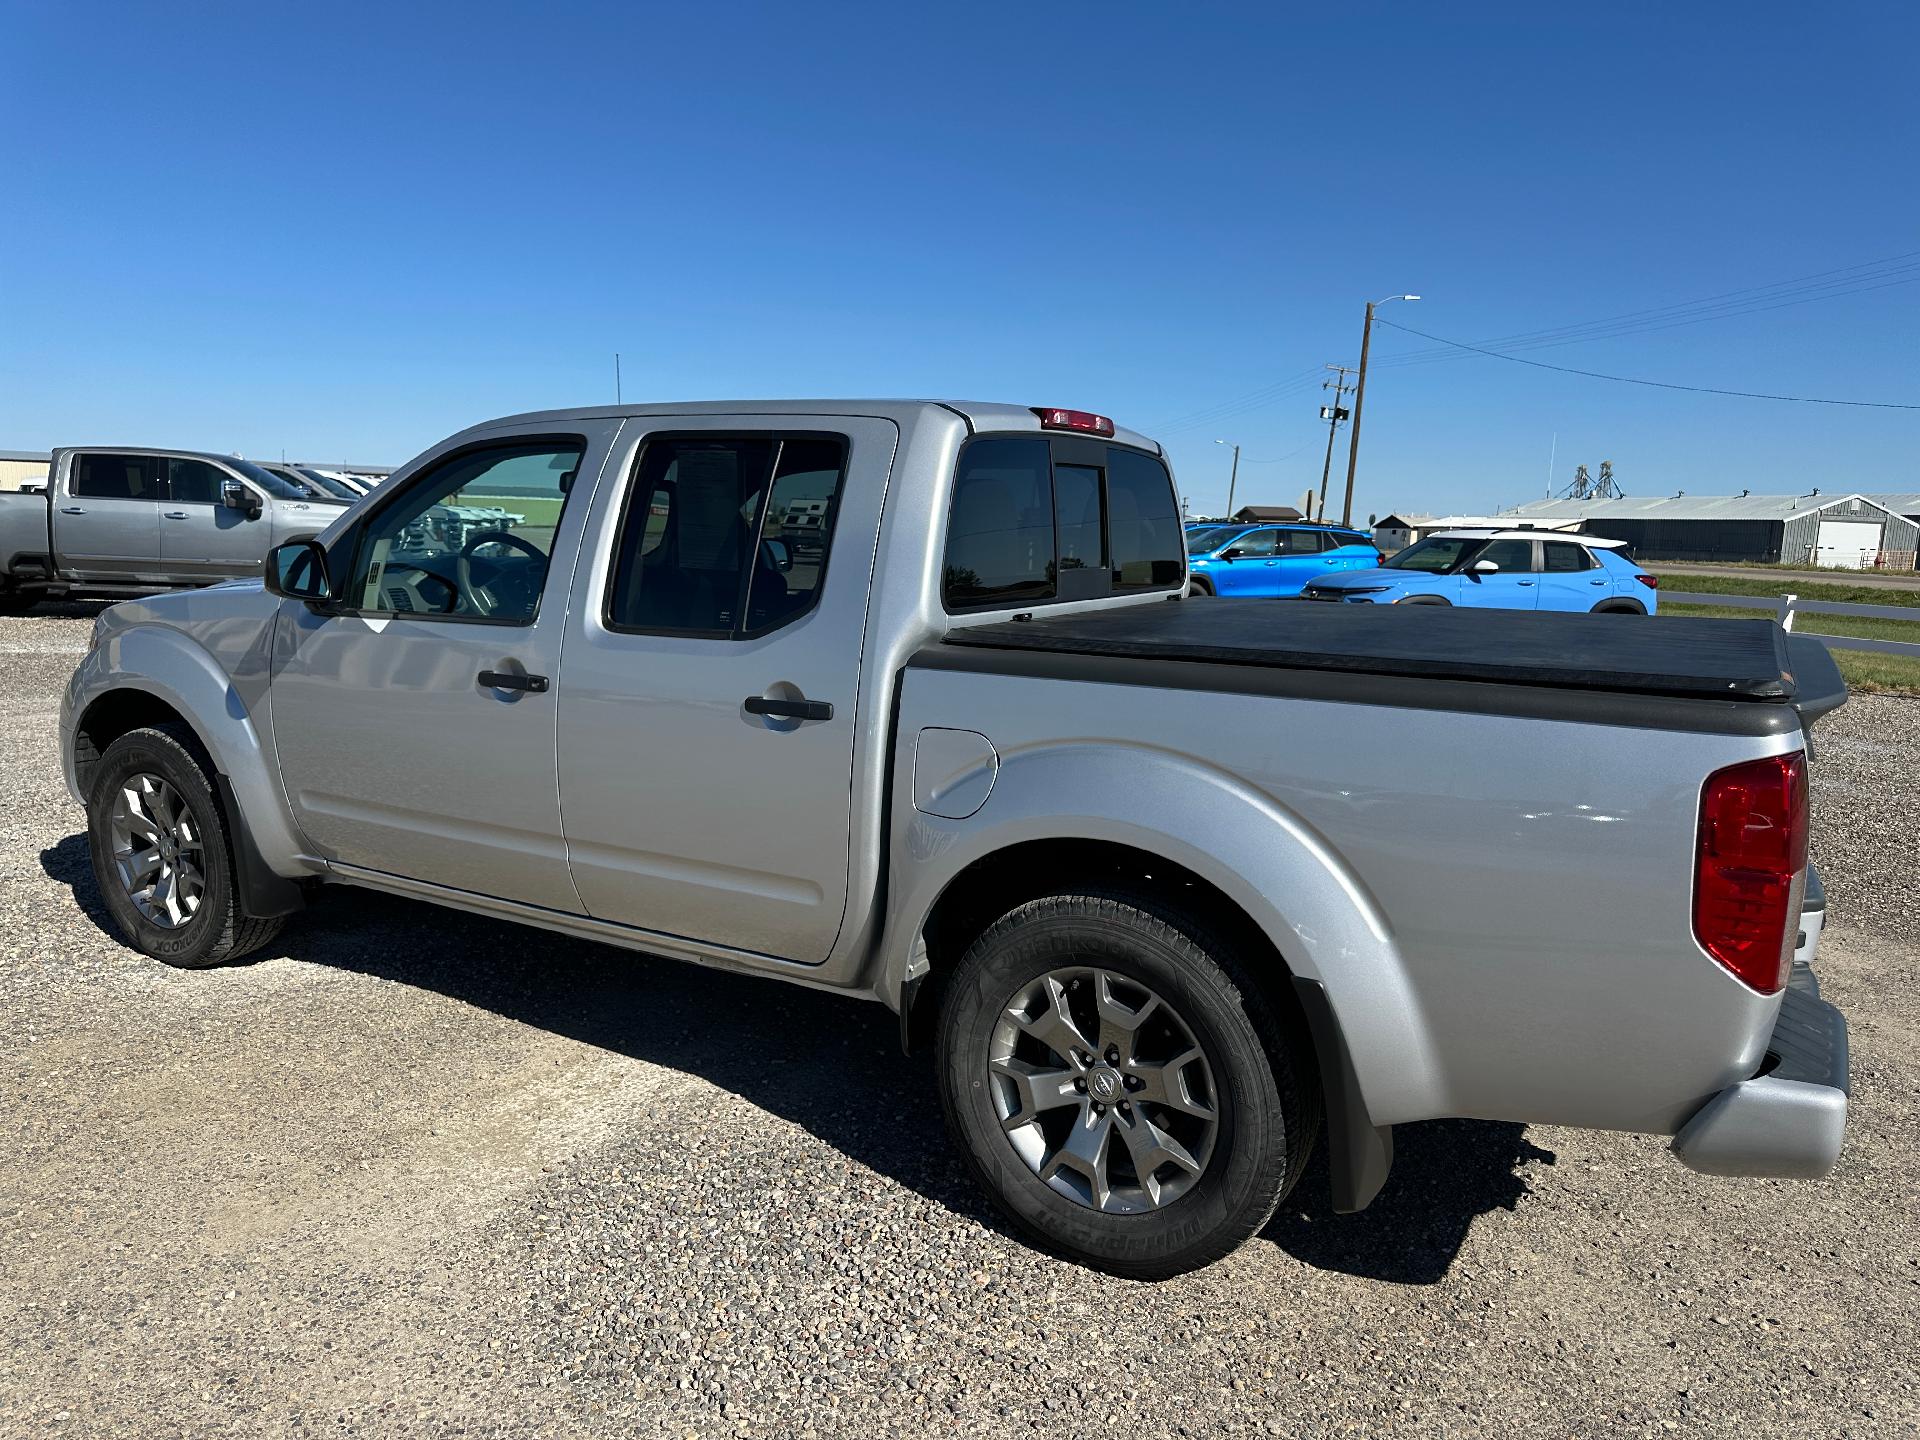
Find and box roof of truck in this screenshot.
[454,400,1163,455]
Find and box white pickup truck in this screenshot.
[61,400,1849,1277]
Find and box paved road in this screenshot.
[1650,562,1920,593]
[2,609,1916,1438]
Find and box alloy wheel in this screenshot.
[108,773,206,929]
[989,967,1219,1213]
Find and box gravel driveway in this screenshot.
[2,607,1915,1439]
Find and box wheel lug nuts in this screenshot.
[1092,1103,1105,1115]
[1105,1047,1120,1063]
[1074,1077,1087,1092]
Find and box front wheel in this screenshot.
[85,724,284,967]
[936,891,1316,1278]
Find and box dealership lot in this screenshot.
[2,606,1916,1439]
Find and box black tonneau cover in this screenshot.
[944,598,1827,703]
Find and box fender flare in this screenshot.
[68,625,312,894]
[880,742,1446,1131]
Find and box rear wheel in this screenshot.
[936,890,1315,1278]
[0,589,40,616]
[1590,600,1646,614]
[85,725,284,968]
[1187,576,1214,597]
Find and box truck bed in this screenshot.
[940,598,1843,710]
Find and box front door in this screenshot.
[158,457,270,581]
[269,426,617,911]
[59,452,163,582]
[1213,527,1279,595]
[1456,537,1541,609]
[556,416,896,963]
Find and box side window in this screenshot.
[1106,448,1182,590]
[1543,541,1596,572]
[944,438,1055,609]
[1477,539,1537,572]
[167,458,229,506]
[1230,529,1279,558]
[607,434,848,636]
[72,454,161,501]
[347,438,584,624]
[1276,529,1322,554]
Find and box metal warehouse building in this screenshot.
[1504,492,1920,570]
[0,450,50,491]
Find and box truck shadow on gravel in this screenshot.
[43,833,1552,1285]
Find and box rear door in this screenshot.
[1536,539,1610,610]
[556,416,896,963]
[1456,537,1541,609]
[59,453,163,581]
[158,457,271,581]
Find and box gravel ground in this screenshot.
[2,607,1916,1439]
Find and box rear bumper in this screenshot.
[1671,963,1849,1179]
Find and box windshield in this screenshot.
[1185,525,1247,553]
[1384,535,1488,572]
[229,458,314,500]
[299,469,361,499]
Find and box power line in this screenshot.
[1373,248,1920,369]
[1372,317,1920,409]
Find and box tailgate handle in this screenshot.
[745,695,833,722]
[478,670,548,693]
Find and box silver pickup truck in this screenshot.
[0,446,347,612]
[60,400,1850,1277]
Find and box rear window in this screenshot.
[1543,541,1596,572]
[943,437,1182,610]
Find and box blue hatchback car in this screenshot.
[1185,522,1382,597]
[1299,529,1659,613]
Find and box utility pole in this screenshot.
[1341,293,1419,525]
[1214,439,1241,519]
[614,353,623,405]
[1318,364,1355,524]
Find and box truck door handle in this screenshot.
[164,511,188,519]
[744,694,833,722]
[61,506,85,514]
[478,670,548,693]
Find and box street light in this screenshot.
[1340,293,1420,525]
[1214,439,1241,520]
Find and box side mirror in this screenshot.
[221,481,262,519]
[761,537,794,573]
[1470,558,1501,575]
[1220,548,1243,562]
[264,539,334,604]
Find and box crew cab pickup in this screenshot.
[0,447,346,612]
[61,400,1851,1278]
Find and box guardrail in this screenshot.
[1679,590,1920,659]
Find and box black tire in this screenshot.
[85,724,284,968]
[936,890,1317,1279]
[1395,595,1450,606]
[1590,600,1645,614]
[1187,576,1214,597]
[0,589,39,616]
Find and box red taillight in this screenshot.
[1693,752,1808,994]
[1635,573,1659,590]
[1032,407,1116,437]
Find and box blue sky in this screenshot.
[3,1,1915,519]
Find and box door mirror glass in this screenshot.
[264,540,333,602]
[1220,548,1243,562]
[759,536,794,573]
[1470,558,1501,574]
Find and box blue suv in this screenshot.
[1186,522,1382,597]
[1299,529,1659,613]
